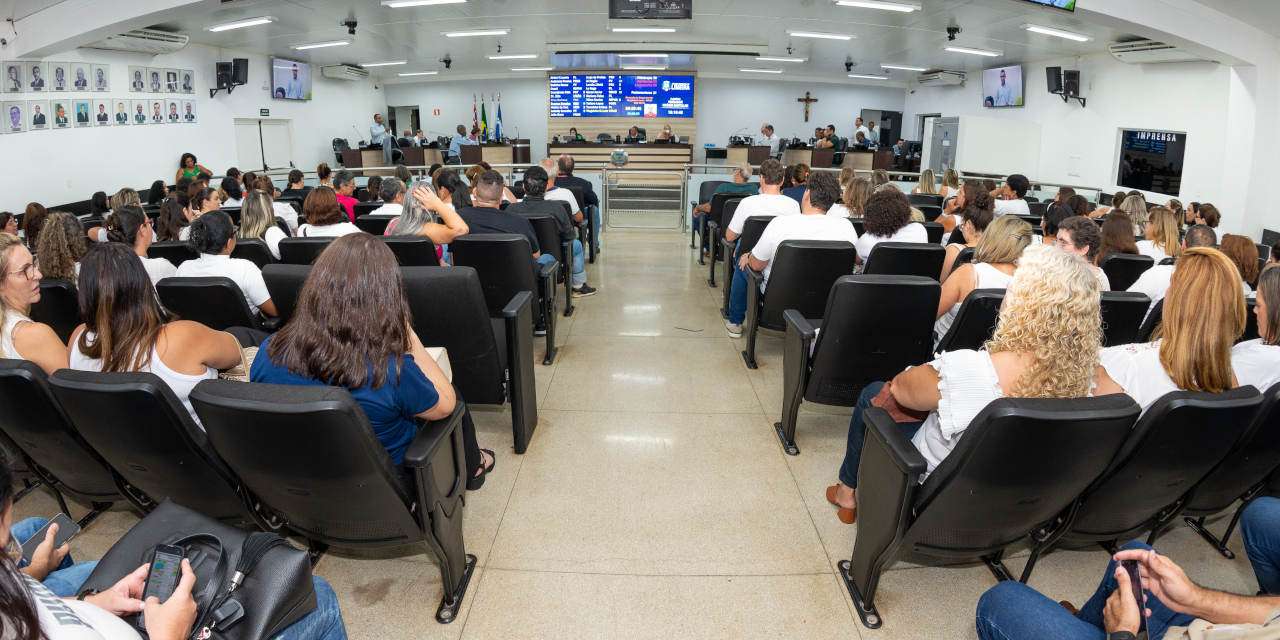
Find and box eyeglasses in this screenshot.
[6,263,36,280]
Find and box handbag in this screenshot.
[870,381,930,424]
[77,499,316,640]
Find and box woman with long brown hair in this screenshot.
[251,234,495,487]
[940,185,994,282]
[296,187,360,238]
[34,211,87,283]
[0,234,67,374]
[829,177,872,218]
[154,197,193,242]
[104,205,176,285]
[1233,265,1280,392]
[1221,234,1261,294]
[1095,212,1140,265]
[20,203,46,251]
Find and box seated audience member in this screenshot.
[35,212,87,283]
[1221,234,1261,295]
[331,170,359,221]
[242,171,258,191]
[387,184,470,265]
[828,177,871,220]
[828,245,1102,523]
[1096,212,1140,265]
[854,187,928,265]
[781,164,810,204]
[1054,187,1076,202]
[174,176,193,200]
[148,180,168,205]
[1128,224,1219,321]
[237,190,289,260]
[218,176,244,207]
[989,174,1031,217]
[506,167,594,297]
[1097,248,1243,413]
[1192,202,1221,228]
[226,167,242,186]
[176,211,277,317]
[296,187,361,238]
[364,176,383,203]
[1055,216,1111,291]
[1066,194,1091,218]
[1094,190,1128,219]
[251,233,494,487]
[935,215,1031,339]
[316,163,333,188]
[105,205,176,285]
[940,186,994,283]
[839,167,856,191]
[1136,207,1182,262]
[940,181,991,237]
[371,178,406,217]
[981,179,998,192]
[70,243,242,425]
[975,497,1280,640]
[1272,242,1280,267]
[937,169,960,199]
[0,213,15,236]
[539,158,582,220]
[90,192,111,218]
[186,180,208,201]
[872,169,891,188]
[1118,194,1149,233]
[432,169,473,211]
[693,163,760,231]
[111,188,140,212]
[455,171,542,262]
[155,198,194,242]
[1165,198,1184,225]
[725,159,800,241]
[254,175,297,231]
[726,171,857,337]
[0,234,69,375]
[280,169,312,201]
[1234,265,1280,392]
[395,164,414,190]
[1041,201,1074,244]
[427,163,443,179]
[911,169,939,195]
[21,203,47,250]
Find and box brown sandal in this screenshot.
[826,484,857,524]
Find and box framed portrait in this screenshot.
[112,98,129,125]
[149,99,164,124]
[180,99,196,123]
[25,62,46,92]
[72,99,91,127]
[146,67,163,93]
[4,101,26,133]
[50,100,71,128]
[128,66,146,92]
[180,70,194,94]
[3,62,23,93]
[90,64,109,91]
[27,99,48,130]
[48,62,70,92]
[92,98,111,126]
[129,99,148,125]
[70,63,90,91]
[164,68,179,93]
[165,98,180,123]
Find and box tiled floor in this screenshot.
[16,227,1261,638]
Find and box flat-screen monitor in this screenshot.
[1018,0,1075,10]
[982,65,1024,108]
[549,74,694,118]
[272,58,311,101]
[1117,129,1186,196]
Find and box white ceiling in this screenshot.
[1195,0,1280,40]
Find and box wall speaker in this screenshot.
[1046,67,1062,94]
[215,62,233,89]
[232,58,249,84]
[1064,70,1081,97]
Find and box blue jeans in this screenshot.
[571,239,586,286]
[838,383,924,488]
[11,517,95,598]
[975,541,1195,640]
[729,257,749,325]
[1242,496,1280,595]
[270,576,347,640]
[590,206,602,247]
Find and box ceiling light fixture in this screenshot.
[291,40,350,50]
[944,45,1001,57]
[360,60,408,67]
[611,27,676,33]
[382,0,465,6]
[1023,24,1091,41]
[443,28,509,37]
[834,0,920,11]
[880,64,927,71]
[848,74,889,79]
[398,71,440,76]
[621,64,668,70]
[740,68,784,73]
[787,30,854,40]
[756,56,806,62]
[205,17,275,32]
[618,53,670,58]
[511,67,554,71]
[487,54,538,59]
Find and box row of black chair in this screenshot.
[146,234,439,270]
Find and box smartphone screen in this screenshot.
[138,548,184,630]
[20,513,80,564]
[1121,559,1147,633]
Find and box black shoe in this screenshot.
[467,448,495,491]
[534,323,547,336]
[572,284,597,298]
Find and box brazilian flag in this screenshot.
[480,102,488,139]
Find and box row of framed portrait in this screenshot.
[4,98,198,133]
[3,62,196,94]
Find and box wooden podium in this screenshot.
[510,139,531,164]
[341,148,394,176]
[460,143,514,166]
[726,145,772,168]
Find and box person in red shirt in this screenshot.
[332,169,359,221]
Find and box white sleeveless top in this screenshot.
[69,331,216,428]
[2,311,32,360]
[934,262,1016,339]
[911,350,1004,480]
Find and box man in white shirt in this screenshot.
[539,158,581,219]
[727,171,857,337]
[855,117,871,142]
[760,123,782,156]
[372,178,406,216]
[994,69,1015,106]
[284,64,305,99]
[726,158,799,242]
[1128,225,1219,322]
[990,174,1031,217]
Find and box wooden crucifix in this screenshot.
[797,91,818,122]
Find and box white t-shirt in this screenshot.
[762,134,782,155]
[25,573,143,640]
[223,197,242,207]
[174,253,272,315]
[261,225,288,260]
[140,256,177,285]
[272,202,299,231]
[1127,264,1251,322]
[95,228,158,244]
[370,202,404,217]
[1099,340,1179,415]
[296,222,361,238]
[751,214,859,289]
[1232,339,1280,392]
[827,203,854,218]
[855,222,928,265]
[545,188,579,216]
[727,194,800,235]
[993,198,1030,217]
[1135,239,1175,262]
[178,226,191,242]
[911,350,1004,480]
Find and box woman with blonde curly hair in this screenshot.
[1136,206,1181,262]
[827,245,1102,523]
[35,212,87,284]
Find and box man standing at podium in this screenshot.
[370,113,393,165]
[760,123,781,156]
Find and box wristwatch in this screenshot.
[1106,633,1137,640]
[76,589,100,601]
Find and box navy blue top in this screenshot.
[782,184,808,205]
[250,336,440,465]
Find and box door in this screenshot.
[233,118,295,172]
[928,117,960,174]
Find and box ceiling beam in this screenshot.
[5,0,215,58]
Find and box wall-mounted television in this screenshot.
[272,58,312,101]
[549,74,694,118]
[982,65,1024,108]
[1117,129,1186,196]
[1019,0,1075,10]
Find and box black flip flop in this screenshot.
[467,448,496,491]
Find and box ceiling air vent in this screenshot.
[81,29,189,55]
[1108,40,1207,64]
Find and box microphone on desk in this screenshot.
[352,125,366,145]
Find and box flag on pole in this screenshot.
[472,94,478,133]
[494,93,502,139]
[480,101,488,140]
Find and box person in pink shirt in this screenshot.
[332,169,359,222]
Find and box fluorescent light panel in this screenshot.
[398,71,439,76]
[787,30,854,40]
[617,53,670,58]
[740,68,783,73]
[512,67,554,71]
[487,54,537,59]
[360,60,408,67]
[756,56,806,62]
[621,65,668,70]
[382,0,465,6]
[443,28,509,37]
[849,74,888,79]
[611,27,676,32]
[880,64,927,71]
[1023,24,1091,41]
[206,17,274,32]
[835,0,920,11]
[291,40,350,49]
[944,46,1001,57]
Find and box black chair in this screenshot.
[221,207,242,225]
[1015,214,1041,229]
[848,218,865,237]
[706,199,743,286]
[189,381,475,622]
[698,192,750,265]
[0,360,120,528]
[951,246,975,273]
[261,264,310,327]
[379,236,439,267]
[1024,195,1040,203]
[935,289,1004,353]
[841,395,1141,628]
[48,369,259,525]
[776,276,940,455]
[28,279,79,344]
[510,185,525,200]
[332,138,349,165]
[1099,291,1152,347]
[862,242,946,280]
[147,241,196,268]
[1099,253,1154,292]
[690,181,729,247]
[449,235,559,366]
[920,221,944,244]
[156,277,264,331]
[742,240,858,369]
[230,238,274,269]
[916,205,942,222]
[1136,298,1164,343]
[720,216,773,319]
[401,267,540,454]
[906,194,942,208]
[1242,299,1260,343]
[596,133,612,142]
[522,214,574,317]
[278,237,335,265]
[1027,202,1049,218]
[355,215,396,236]
[352,202,383,218]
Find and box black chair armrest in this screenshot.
[783,309,816,341]
[403,399,466,470]
[262,316,284,332]
[707,220,720,235]
[501,291,539,453]
[502,290,533,319]
[537,258,558,280]
[746,266,764,287]
[863,407,927,477]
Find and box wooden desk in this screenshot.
[401,146,443,168]
[510,139,531,164]
[341,148,395,177]
[782,145,835,168]
[839,149,895,172]
[725,145,772,174]
[546,142,693,171]
[460,144,513,166]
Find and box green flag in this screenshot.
[480,102,488,138]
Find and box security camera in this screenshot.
[441,57,452,69]
[845,61,854,72]
[343,20,357,35]
[947,26,961,41]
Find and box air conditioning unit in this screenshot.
[917,71,965,86]
[81,29,188,54]
[321,65,370,81]
[1108,40,1208,64]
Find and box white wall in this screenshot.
[384,77,549,157]
[956,115,1043,177]
[0,44,386,212]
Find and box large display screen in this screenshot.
[272,58,312,101]
[1117,129,1185,196]
[549,75,694,118]
[982,65,1024,108]
[1019,0,1075,10]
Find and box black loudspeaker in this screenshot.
[1046,66,1063,94]
[1064,70,1081,97]
[232,58,249,84]
[215,62,233,89]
